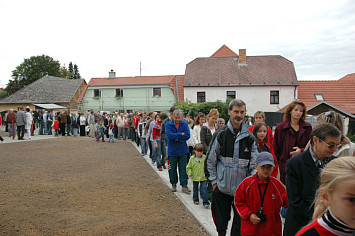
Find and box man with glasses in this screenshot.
[283,123,341,236]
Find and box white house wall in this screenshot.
[184,86,296,115]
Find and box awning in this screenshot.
[33,104,67,109]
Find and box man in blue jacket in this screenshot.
[165,109,191,194]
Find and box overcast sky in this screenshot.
[0,0,354,88]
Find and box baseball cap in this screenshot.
[256,152,275,167]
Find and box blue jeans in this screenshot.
[151,140,162,167]
[140,137,147,155]
[193,181,209,206]
[47,122,52,135]
[96,128,105,141]
[108,135,114,142]
[8,123,15,136]
[168,154,188,187]
[39,121,44,135]
[43,121,47,134]
[67,124,71,136]
[161,138,167,167]
[54,129,59,137]
[73,128,78,136]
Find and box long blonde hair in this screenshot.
[312,156,355,220]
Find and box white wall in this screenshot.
[184,86,297,115]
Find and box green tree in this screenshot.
[73,64,81,79]
[68,62,74,79]
[6,55,69,95]
[0,90,7,100]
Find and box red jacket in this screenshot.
[54,120,59,130]
[234,174,288,236]
[296,219,338,236]
[272,120,312,184]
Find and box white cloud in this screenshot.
[0,0,354,88]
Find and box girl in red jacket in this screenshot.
[252,122,278,178]
[53,117,60,137]
[296,156,355,236]
[234,152,288,236]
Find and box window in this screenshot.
[116,88,123,97]
[153,88,161,97]
[94,89,101,97]
[270,90,279,104]
[227,91,236,99]
[314,94,324,101]
[197,92,206,103]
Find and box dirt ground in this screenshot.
[0,135,209,236]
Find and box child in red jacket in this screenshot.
[234,152,288,236]
[53,118,59,137]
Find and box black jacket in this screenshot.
[283,148,335,236]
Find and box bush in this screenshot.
[175,99,251,122]
[348,134,355,143]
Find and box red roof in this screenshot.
[210,45,238,58]
[339,73,355,81]
[298,79,355,114]
[88,75,184,102]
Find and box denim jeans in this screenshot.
[67,124,71,136]
[168,154,188,187]
[96,128,105,141]
[161,138,167,167]
[108,135,114,142]
[47,122,52,135]
[39,121,44,135]
[151,140,162,167]
[73,128,78,136]
[193,181,209,206]
[43,121,47,134]
[140,137,147,155]
[54,129,59,137]
[8,123,15,136]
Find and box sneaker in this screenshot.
[171,184,177,192]
[182,186,191,194]
[96,140,99,142]
[152,161,156,165]
[204,205,210,209]
[102,140,106,142]
[194,202,199,205]
[163,165,167,169]
[158,168,162,171]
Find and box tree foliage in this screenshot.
[175,100,231,121]
[6,55,69,95]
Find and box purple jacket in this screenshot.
[273,120,312,184]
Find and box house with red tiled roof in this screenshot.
[298,74,355,134]
[82,70,184,112]
[183,45,298,115]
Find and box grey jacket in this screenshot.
[206,121,258,196]
[15,110,26,126]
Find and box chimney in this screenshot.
[109,70,116,79]
[238,49,247,65]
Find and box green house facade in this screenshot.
[81,73,184,113]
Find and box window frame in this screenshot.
[115,88,123,98]
[270,90,279,104]
[197,91,206,103]
[314,94,324,101]
[153,88,161,97]
[226,91,236,100]
[94,89,101,97]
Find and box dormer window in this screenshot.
[314,94,324,101]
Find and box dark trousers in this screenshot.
[211,187,241,236]
[17,125,25,140]
[80,125,86,136]
[60,123,66,136]
[148,140,153,158]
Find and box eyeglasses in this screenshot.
[319,138,341,149]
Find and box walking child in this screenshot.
[186,143,209,208]
[108,123,114,143]
[252,122,279,178]
[234,152,288,236]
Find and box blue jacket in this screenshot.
[165,119,190,156]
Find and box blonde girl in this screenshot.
[296,156,355,235]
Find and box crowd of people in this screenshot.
[1,100,354,236]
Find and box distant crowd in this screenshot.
[1,100,354,236]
